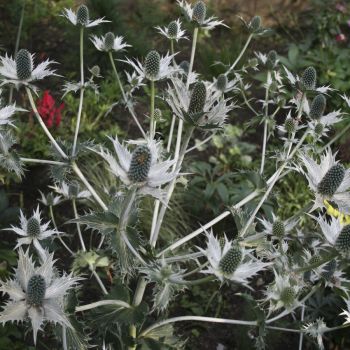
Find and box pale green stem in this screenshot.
[62,325,67,350]
[260,70,271,175]
[72,27,85,157]
[49,205,74,256]
[166,115,176,153]
[8,0,25,104]
[151,127,195,247]
[185,133,214,154]
[26,88,68,159]
[72,198,86,251]
[298,305,305,350]
[71,161,108,211]
[240,83,259,116]
[229,34,253,72]
[20,157,65,166]
[76,299,130,312]
[108,52,146,138]
[150,80,155,138]
[239,130,308,238]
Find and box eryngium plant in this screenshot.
[0,1,350,349]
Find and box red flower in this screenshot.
[35,90,64,128]
[336,33,347,42]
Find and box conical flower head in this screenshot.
[310,94,326,119]
[301,66,317,91]
[68,181,80,198]
[193,1,207,25]
[267,50,277,70]
[104,32,115,51]
[144,50,160,80]
[27,216,41,237]
[16,49,33,80]
[321,259,336,280]
[335,225,350,253]
[128,145,152,183]
[272,220,285,237]
[27,274,46,306]
[76,4,89,25]
[280,287,296,307]
[314,122,324,135]
[153,108,162,121]
[284,118,297,134]
[167,21,179,39]
[188,81,207,120]
[309,254,322,266]
[90,65,100,77]
[219,246,242,275]
[216,74,228,92]
[317,164,345,197]
[249,16,261,32]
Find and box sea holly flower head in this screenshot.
[90,33,131,53]
[0,50,57,89]
[4,206,61,260]
[303,318,329,350]
[259,213,298,239]
[197,230,270,287]
[0,249,80,344]
[122,51,177,82]
[297,149,350,213]
[156,19,188,42]
[166,77,234,129]
[61,5,110,28]
[265,271,302,311]
[177,0,227,30]
[212,73,238,94]
[96,137,177,201]
[38,191,62,207]
[50,181,91,200]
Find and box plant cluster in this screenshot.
[0,1,350,349]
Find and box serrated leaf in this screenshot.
[70,211,119,235]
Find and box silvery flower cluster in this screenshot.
[0,1,349,349]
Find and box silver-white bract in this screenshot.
[38,191,62,207]
[308,110,342,138]
[303,318,329,350]
[314,215,342,246]
[155,19,188,42]
[259,213,298,238]
[0,249,80,344]
[122,52,177,82]
[61,8,110,27]
[341,298,350,324]
[197,230,270,287]
[166,77,234,128]
[90,34,131,52]
[177,0,227,30]
[0,53,57,89]
[4,206,61,260]
[50,182,91,200]
[97,137,177,200]
[297,149,350,213]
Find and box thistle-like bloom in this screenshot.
[259,213,298,239]
[0,50,57,89]
[211,73,238,94]
[96,137,177,200]
[38,191,62,207]
[61,5,109,28]
[0,249,80,344]
[155,19,188,42]
[122,51,177,82]
[265,271,303,311]
[4,206,61,260]
[314,215,350,254]
[177,0,227,30]
[50,181,91,200]
[0,130,24,177]
[303,318,329,350]
[166,77,234,129]
[198,230,270,287]
[90,33,131,52]
[308,110,342,138]
[297,149,350,213]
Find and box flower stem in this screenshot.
[20,157,65,166]
[260,70,271,175]
[72,27,85,156]
[71,161,108,211]
[108,52,146,138]
[229,33,253,72]
[72,198,86,251]
[26,88,68,159]
[150,80,155,138]
[62,325,67,350]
